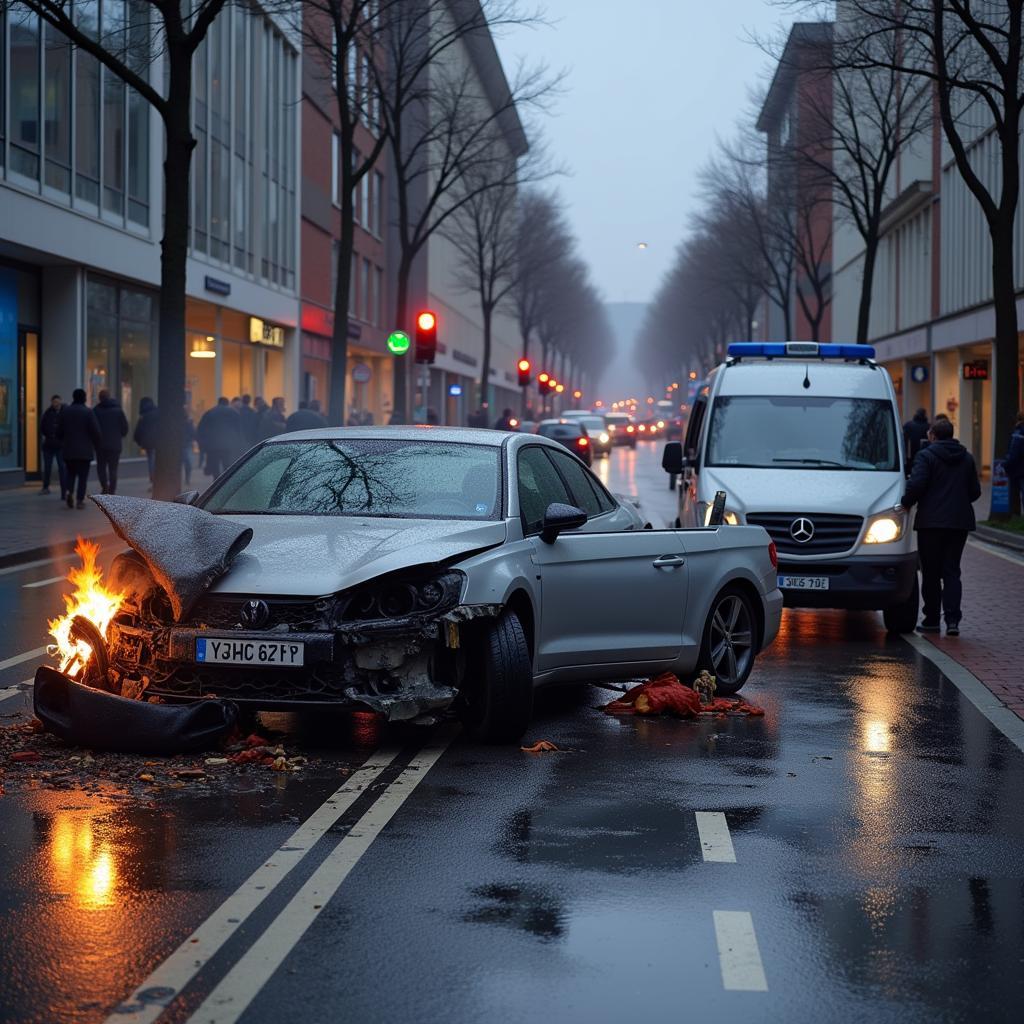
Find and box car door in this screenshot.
[680,393,708,526]
[517,446,688,673]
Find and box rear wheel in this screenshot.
[460,610,533,743]
[883,576,919,634]
[697,586,757,695]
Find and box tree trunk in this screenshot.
[990,220,1022,517]
[856,233,879,345]
[153,55,194,500]
[328,175,356,426]
[391,255,411,422]
[478,301,493,411]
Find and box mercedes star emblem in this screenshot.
[239,599,270,629]
[789,517,815,544]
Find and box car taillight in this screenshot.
[638,424,646,432]
[768,541,778,569]
[626,425,635,433]
[578,437,589,447]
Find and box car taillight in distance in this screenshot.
[768,541,778,569]
[577,436,589,447]
[626,425,635,433]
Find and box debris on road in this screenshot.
[521,739,562,753]
[603,672,765,719]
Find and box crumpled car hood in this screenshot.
[208,515,508,596]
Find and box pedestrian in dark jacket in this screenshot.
[258,397,287,439]
[493,408,515,431]
[57,389,101,509]
[898,417,981,635]
[285,400,328,432]
[902,408,930,461]
[197,397,245,478]
[238,394,258,446]
[134,397,160,482]
[93,389,129,494]
[1003,411,1024,513]
[39,394,66,498]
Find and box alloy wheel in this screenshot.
[709,594,754,687]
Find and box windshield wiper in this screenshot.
[772,458,852,469]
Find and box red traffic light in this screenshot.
[414,309,437,363]
[537,371,550,395]
[517,358,531,387]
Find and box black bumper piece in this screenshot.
[778,553,918,610]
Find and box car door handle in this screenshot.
[652,555,685,568]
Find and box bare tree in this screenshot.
[8,0,236,496]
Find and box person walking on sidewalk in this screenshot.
[197,397,244,478]
[93,389,129,494]
[39,394,66,499]
[903,408,930,461]
[1003,410,1024,514]
[57,389,101,509]
[897,417,981,636]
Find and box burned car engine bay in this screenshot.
[98,551,503,721]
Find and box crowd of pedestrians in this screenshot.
[38,390,325,505]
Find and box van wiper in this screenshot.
[772,457,851,468]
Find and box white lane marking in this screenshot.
[0,553,75,578]
[695,811,736,863]
[713,910,768,991]
[22,575,67,589]
[188,726,458,1024]
[967,536,1024,566]
[904,633,1024,755]
[0,647,48,673]
[0,677,33,704]
[105,745,405,1024]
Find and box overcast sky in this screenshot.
[495,1,797,306]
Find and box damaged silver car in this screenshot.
[92,427,783,743]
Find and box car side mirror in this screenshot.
[662,442,684,475]
[541,502,588,543]
[174,489,200,505]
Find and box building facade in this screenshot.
[0,1,301,486]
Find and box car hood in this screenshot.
[209,515,508,596]
[701,466,904,517]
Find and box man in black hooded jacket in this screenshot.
[902,408,930,461]
[897,417,981,636]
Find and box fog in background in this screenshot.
[496,1,796,400]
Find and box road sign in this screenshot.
[351,362,372,383]
[910,365,928,384]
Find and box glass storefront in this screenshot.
[0,269,19,470]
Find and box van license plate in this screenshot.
[778,575,829,591]
[196,638,305,666]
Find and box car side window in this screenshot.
[684,398,707,458]
[546,450,607,518]
[517,446,573,534]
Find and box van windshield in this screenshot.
[706,396,899,471]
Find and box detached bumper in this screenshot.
[778,553,918,610]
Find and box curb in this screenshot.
[975,524,1024,554]
[0,531,117,572]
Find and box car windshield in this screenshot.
[202,439,502,519]
[706,395,899,471]
[538,422,584,439]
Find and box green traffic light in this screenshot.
[386,330,411,355]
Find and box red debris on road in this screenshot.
[603,672,765,719]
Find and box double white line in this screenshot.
[106,726,457,1024]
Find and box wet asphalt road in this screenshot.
[1,443,1024,1024]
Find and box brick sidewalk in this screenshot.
[924,539,1024,718]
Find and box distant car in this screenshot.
[576,415,612,458]
[536,419,593,466]
[604,413,637,448]
[666,417,685,441]
[91,427,782,744]
[636,418,665,441]
[519,420,538,435]
[560,410,592,420]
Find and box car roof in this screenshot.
[269,425,510,447]
[716,361,892,400]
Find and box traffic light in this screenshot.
[415,310,437,363]
[573,389,582,401]
[518,358,531,387]
[537,371,550,395]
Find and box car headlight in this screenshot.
[863,513,904,544]
[700,503,739,526]
[340,570,465,623]
[599,432,610,444]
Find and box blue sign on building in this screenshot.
[448,384,463,397]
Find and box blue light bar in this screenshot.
[727,342,876,360]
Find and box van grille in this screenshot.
[746,512,863,555]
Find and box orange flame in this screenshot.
[47,539,126,678]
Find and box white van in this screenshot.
[662,342,918,633]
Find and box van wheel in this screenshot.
[883,577,919,634]
[697,586,757,695]
[459,611,533,743]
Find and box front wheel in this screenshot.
[697,586,758,695]
[883,576,919,634]
[460,610,533,743]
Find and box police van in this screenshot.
[662,342,918,633]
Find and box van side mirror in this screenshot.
[662,442,684,475]
[541,502,588,543]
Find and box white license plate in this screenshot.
[778,575,830,591]
[196,637,305,667]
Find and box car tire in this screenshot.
[460,610,533,744]
[696,586,758,695]
[883,576,919,634]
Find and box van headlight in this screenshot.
[863,512,904,544]
[700,503,739,526]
